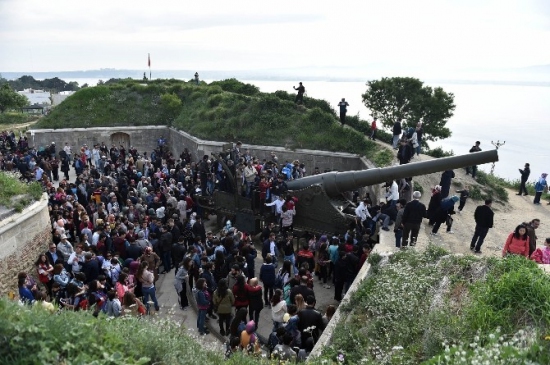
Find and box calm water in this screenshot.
[68,78,549,180]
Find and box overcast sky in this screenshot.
[1,0,549,78]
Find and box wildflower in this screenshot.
[337,353,345,363]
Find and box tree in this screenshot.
[0,84,29,113]
[362,77,455,141]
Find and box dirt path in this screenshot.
[375,150,550,257]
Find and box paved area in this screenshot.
[154,216,340,345]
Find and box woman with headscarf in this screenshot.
[427,185,442,226]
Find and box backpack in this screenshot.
[535,180,544,191]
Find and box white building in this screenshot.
[17,88,51,105]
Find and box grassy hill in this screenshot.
[34,78,393,166]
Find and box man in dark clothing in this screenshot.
[192,216,206,242]
[392,120,403,149]
[126,241,143,261]
[439,170,455,199]
[522,219,540,257]
[397,138,413,165]
[338,98,349,125]
[297,296,326,351]
[81,253,100,284]
[470,199,494,253]
[293,82,305,105]
[159,226,173,273]
[290,276,315,305]
[401,191,427,247]
[172,237,187,269]
[466,141,482,178]
[517,163,531,196]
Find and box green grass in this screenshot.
[0,171,43,211]
[0,299,263,365]
[34,78,392,163]
[317,249,550,364]
[0,113,39,125]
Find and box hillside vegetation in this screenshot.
[321,247,550,364]
[34,78,392,165]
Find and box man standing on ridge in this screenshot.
[293,82,305,105]
[338,98,349,126]
[517,163,531,196]
[470,199,494,254]
[466,141,482,179]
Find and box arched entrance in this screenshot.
[110,132,130,149]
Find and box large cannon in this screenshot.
[204,150,498,235]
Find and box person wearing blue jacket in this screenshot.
[18,277,34,305]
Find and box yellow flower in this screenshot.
[545,335,550,341]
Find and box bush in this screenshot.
[0,299,262,365]
[425,147,454,158]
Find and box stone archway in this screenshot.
[110,132,130,149]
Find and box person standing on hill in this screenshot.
[470,199,494,254]
[401,191,426,247]
[293,82,305,105]
[533,173,548,205]
[517,163,530,196]
[439,170,455,199]
[338,98,349,126]
[370,118,377,140]
[392,120,402,149]
[466,141,482,178]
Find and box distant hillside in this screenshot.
[35,78,389,161]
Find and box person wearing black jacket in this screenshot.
[159,226,173,274]
[297,296,326,351]
[392,120,403,149]
[470,199,494,254]
[517,163,531,196]
[401,191,427,247]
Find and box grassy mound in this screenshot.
[0,113,40,126]
[34,78,392,165]
[319,247,550,364]
[0,171,43,212]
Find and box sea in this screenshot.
[65,78,549,181]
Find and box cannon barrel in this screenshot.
[286,150,498,196]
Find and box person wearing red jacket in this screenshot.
[503,224,530,258]
[531,238,550,264]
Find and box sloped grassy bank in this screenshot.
[33,78,393,166]
[0,299,263,365]
[320,246,550,364]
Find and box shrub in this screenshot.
[425,147,454,158]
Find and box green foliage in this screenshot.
[424,146,454,158]
[209,78,260,96]
[160,92,183,123]
[0,299,263,365]
[0,84,29,113]
[0,171,43,210]
[318,249,550,364]
[0,113,38,125]
[6,75,81,93]
[474,171,509,202]
[413,181,424,194]
[362,77,455,142]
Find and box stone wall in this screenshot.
[0,194,51,296]
[27,126,168,156]
[168,128,366,172]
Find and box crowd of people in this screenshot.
[3,125,549,362]
[3,131,359,361]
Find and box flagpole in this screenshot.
[148,53,151,80]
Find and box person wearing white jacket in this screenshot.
[385,180,399,207]
[271,289,288,332]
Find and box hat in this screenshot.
[60,234,67,239]
[283,313,291,323]
[51,142,55,145]
[245,320,256,333]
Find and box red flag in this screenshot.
[148,53,151,68]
